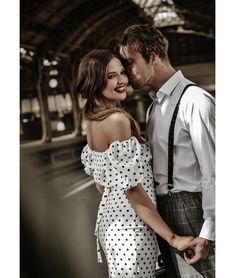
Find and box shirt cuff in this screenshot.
[199,218,215,241]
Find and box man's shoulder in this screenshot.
[182,83,215,106]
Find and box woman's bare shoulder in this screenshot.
[87,112,132,149]
[105,112,130,126]
[104,112,132,143]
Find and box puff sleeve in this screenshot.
[81,145,94,176]
[81,136,152,191]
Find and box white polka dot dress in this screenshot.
[81,136,159,278]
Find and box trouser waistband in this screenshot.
[157,191,202,201]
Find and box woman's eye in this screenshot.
[107,74,116,79]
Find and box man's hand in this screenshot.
[181,237,212,265]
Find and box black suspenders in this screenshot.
[167,83,198,190]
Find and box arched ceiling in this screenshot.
[20,0,215,66]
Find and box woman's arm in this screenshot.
[125,184,194,250]
[104,113,194,250]
[96,183,104,194]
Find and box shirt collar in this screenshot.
[149,70,184,103]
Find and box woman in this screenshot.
[76,49,193,278]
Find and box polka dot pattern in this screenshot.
[81,136,159,278]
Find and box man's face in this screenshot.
[119,46,154,89]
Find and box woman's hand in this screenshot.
[170,235,195,251]
[169,235,196,263]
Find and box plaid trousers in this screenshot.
[157,191,215,278]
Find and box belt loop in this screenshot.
[168,190,172,196]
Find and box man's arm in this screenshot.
[183,88,215,263]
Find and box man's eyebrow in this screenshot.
[123,58,133,64]
[121,57,132,62]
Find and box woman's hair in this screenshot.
[75,49,117,118]
[75,49,145,144]
[116,24,169,62]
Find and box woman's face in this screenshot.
[102,57,128,103]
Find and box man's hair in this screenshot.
[116,24,169,62]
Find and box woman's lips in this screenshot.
[114,85,126,93]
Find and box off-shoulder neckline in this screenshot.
[86,136,137,155]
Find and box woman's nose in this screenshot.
[118,74,128,84]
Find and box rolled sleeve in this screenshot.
[199,218,215,241]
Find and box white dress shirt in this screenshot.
[146,70,215,241]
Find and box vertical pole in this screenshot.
[70,59,81,136]
[36,57,52,142]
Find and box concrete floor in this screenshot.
[21,162,109,278]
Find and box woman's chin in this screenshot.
[119,93,127,100]
[114,92,126,101]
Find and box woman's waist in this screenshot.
[103,188,156,204]
[98,216,147,229]
[99,224,150,232]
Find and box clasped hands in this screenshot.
[176,236,212,265]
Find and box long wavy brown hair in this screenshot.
[74,49,145,144]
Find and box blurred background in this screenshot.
[20,0,215,277]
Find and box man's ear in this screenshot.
[150,54,160,65]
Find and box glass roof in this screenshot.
[132,0,185,27]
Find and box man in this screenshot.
[116,24,215,278]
